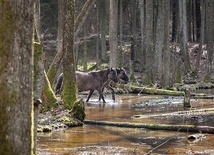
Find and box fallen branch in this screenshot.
[129,85,184,96]
[84,120,214,134]
[131,108,214,119]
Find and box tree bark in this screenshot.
[179,0,191,74]
[195,0,205,74]
[162,0,170,87]
[33,42,44,153]
[109,0,119,68]
[139,0,146,72]
[62,0,77,109]
[144,0,155,85]
[205,0,214,80]
[0,1,34,154]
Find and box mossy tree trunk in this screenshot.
[43,0,96,96]
[0,1,34,154]
[33,42,44,152]
[62,0,77,110]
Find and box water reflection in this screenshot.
[37,93,214,155]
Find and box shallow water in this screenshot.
[37,92,214,155]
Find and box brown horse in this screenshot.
[99,68,129,101]
[55,68,119,103]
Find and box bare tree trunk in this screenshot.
[98,1,107,62]
[119,0,123,67]
[171,0,179,42]
[83,20,88,71]
[195,0,201,42]
[154,0,164,84]
[139,0,145,72]
[144,0,155,85]
[0,1,34,154]
[195,0,205,74]
[62,0,77,109]
[179,0,191,74]
[162,0,170,87]
[205,0,214,81]
[109,0,119,68]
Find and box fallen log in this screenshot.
[129,85,184,96]
[84,120,214,134]
[131,108,214,119]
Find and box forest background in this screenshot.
[0,0,214,154]
[41,0,214,89]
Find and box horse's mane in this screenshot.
[90,68,110,77]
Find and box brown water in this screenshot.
[37,93,214,155]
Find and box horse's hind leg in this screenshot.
[106,85,115,101]
[86,90,94,102]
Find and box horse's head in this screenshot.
[108,68,119,83]
[116,68,129,84]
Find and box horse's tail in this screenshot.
[55,73,64,95]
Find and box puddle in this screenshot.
[37,93,214,155]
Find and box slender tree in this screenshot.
[144,0,155,85]
[98,1,108,62]
[139,0,146,72]
[109,0,119,68]
[0,1,34,154]
[179,0,191,74]
[204,0,214,82]
[195,0,205,74]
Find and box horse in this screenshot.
[99,68,129,101]
[55,68,119,103]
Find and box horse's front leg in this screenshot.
[86,90,94,102]
[106,85,115,101]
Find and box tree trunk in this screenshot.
[144,0,155,85]
[42,0,96,106]
[83,20,88,71]
[179,0,191,74]
[162,0,170,87]
[0,1,34,154]
[205,0,214,81]
[33,42,44,153]
[98,0,107,62]
[139,0,146,72]
[119,0,123,67]
[154,0,164,85]
[195,0,201,42]
[171,0,179,42]
[109,0,119,68]
[62,0,77,110]
[195,0,205,74]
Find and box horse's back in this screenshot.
[76,71,101,92]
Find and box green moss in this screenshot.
[62,79,77,110]
[47,63,56,86]
[70,99,85,122]
[41,71,58,112]
[203,74,211,83]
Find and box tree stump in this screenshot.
[183,88,191,108]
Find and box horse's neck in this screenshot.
[98,69,109,83]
